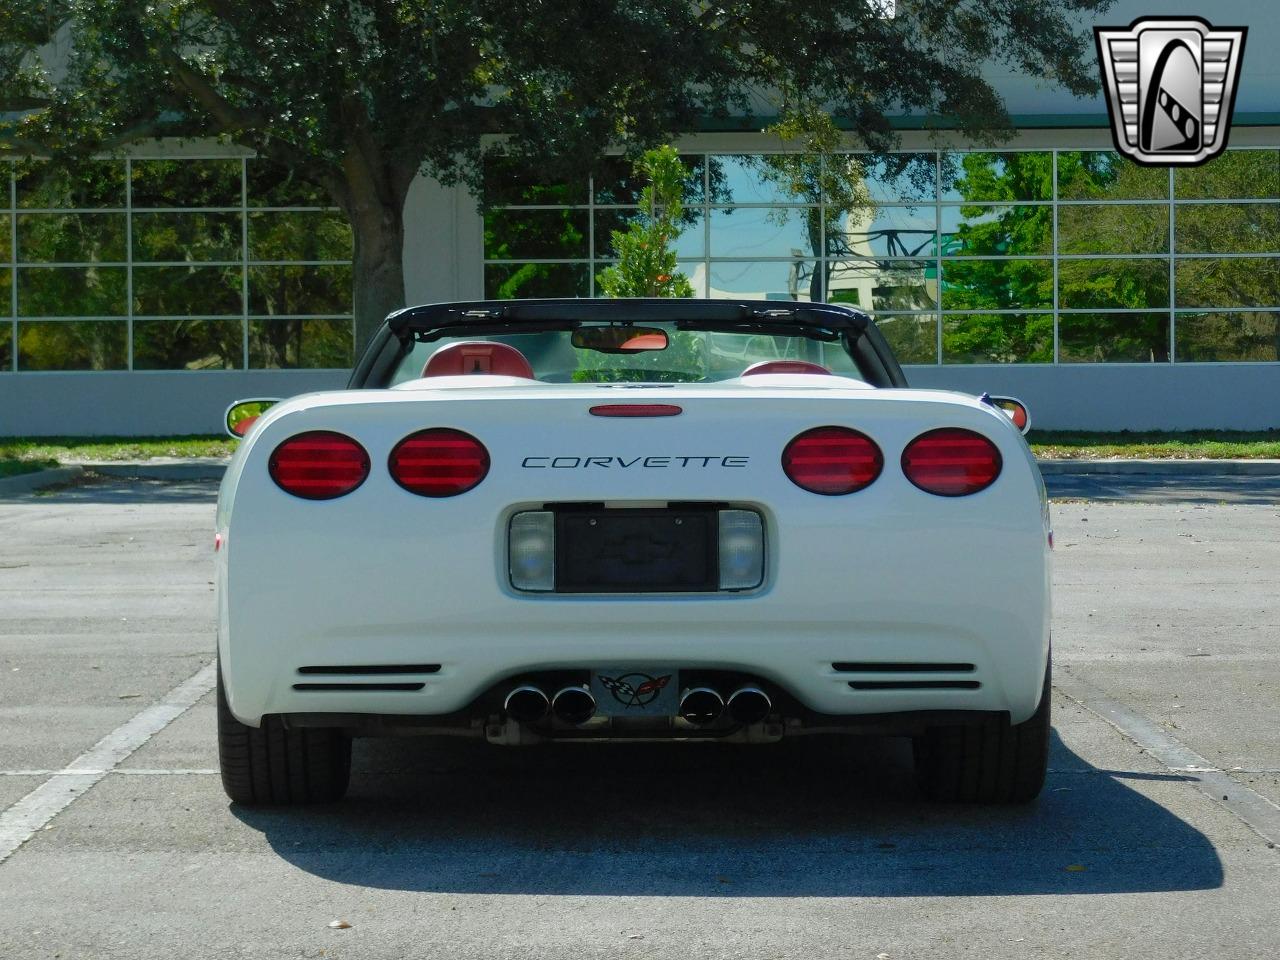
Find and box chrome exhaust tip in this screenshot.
[726,686,772,724]
[678,687,724,726]
[504,685,550,723]
[551,685,597,725]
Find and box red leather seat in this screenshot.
[422,341,535,379]
[741,360,831,376]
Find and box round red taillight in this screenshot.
[389,428,490,497]
[781,426,883,495]
[902,428,1002,496]
[268,431,370,500]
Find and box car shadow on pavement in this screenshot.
[232,729,1224,897]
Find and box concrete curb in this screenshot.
[0,465,85,497]
[1037,458,1280,476]
[6,458,1279,491]
[77,459,231,481]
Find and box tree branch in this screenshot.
[159,47,264,133]
[0,94,52,111]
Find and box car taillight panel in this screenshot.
[781,426,884,495]
[901,428,1002,496]
[268,431,370,500]
[389,428,490,497]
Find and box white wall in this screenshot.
[0,371,347,437]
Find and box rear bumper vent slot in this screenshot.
[297,664,441,676]
[832,662,975,673]
[847,680,981,691]
[293,682,425,692]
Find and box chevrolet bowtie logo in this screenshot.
[1095,17,1247,167]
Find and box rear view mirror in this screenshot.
[986,395,1031,434]
[572,326,669,354]
[224,398,280,438]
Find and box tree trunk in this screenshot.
[350,199,407,357]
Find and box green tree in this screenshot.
[598,146,694,298]
[3,0,1114,350]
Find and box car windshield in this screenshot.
[389,323,863,385]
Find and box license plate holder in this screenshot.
[556,508,717,593]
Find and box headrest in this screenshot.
[741,360,831,377]
[422,341,535,379]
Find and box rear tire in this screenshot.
[217,664,351,805]
[912,660,1051,804]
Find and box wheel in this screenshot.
[217,663,351,805]
[912,660,1051,804]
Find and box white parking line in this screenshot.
[0,660,217,865]
[1056,670,1280,846]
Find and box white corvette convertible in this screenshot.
[215,299,1051,805]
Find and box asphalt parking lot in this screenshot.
[2,475,1280,959]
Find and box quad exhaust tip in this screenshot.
[678,687,724,726]
[551,685,597,725]
[504,685,551,723]
[726,686,772,725]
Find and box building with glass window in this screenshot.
[5,0,1279,434]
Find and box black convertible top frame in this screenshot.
[351,298,909,389]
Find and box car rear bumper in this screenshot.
[219,609,1050,729]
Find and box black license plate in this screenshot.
[556,509,717,593]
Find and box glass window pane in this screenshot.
[1057,151,1168,200]
[593,155,703,205]
[17,320,127,370]
[710,207,818,258]
[132,212,242,262]
[135,266,243,316]
[249,211,352,261]
[875,313,938,364]
[1058,312,1170,362]
[483,152,586,207]
[826,259,937,311]
[484,263,589,299]
[708,260,817,301]
[1059,204,1168,255]
[18,266,127,316]
[248,318,353,368]
[1175,150,1280,200]
[941,259,1052,310]
[248,265,351,315]
[594,209,704,258]
[825,206,935,258]
[16,213,126,263]
[483,209,588,260]
[1175,204,1280,254]
[1059,259,1168,310]
[941,152,1051,202]
[1176,257,1280,308]
[130,159,241,207]
[1176,311,1280,361]
[940,205,1051,256]
[0,319,11,371]
[836,153,936,203]
[709,156,822,205]
[247,158,331,207]
[942,313,1053,363]
[0,215,10,261]
[132,319,244,369]
[16,161,125,209]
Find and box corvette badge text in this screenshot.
[521,455,749,469]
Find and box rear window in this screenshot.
[389,324,864,386]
